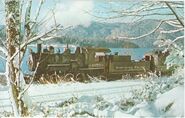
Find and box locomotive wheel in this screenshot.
[75,73,88,82]
[64,73,75,82]
[98,75,107,80]
[75,73,81,81]
[50,73,60,83]
[75,73,83,81]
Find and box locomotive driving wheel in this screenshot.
[98,75,107,80]
[49,73,60,83]
[75,73,89,82]
[64,73,75,82]
[75,73,82,81]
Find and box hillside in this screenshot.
[63,19,183,48]
[0,19,183,48]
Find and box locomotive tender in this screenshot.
[27,44,170,81]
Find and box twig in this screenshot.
[118,20,165,40]
[30,0,44,30]
[10,25,60,61]
[160,28,184,34]
[165,2,184,27]
[18,52,42,100]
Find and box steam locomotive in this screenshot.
[27,44,171,81]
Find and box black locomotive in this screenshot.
[27,44,171,81]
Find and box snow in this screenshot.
[114,111,137,118]
[0,79,145,117]
[133,102,159,117]
[28,78,184,117]
[155,85,184,117]
[132,85,184,117]
[0,78,184,117]
[0,86,11,113]
[28,80,144,96]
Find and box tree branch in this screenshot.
[160,28,184,34]
[10,25,60,61]
[30,0,44,31]
[118,20,165,40]
[18,53,41,100]
[165,20,183,28]
[165,2,184,27]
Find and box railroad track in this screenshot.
[0,81,144,111]
[30,83,143,103]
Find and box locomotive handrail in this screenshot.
[79,68,104,71]
[47,64,70,67]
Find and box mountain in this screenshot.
[62,19,183,48]
[0,19,183,48]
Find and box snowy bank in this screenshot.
[132,85,184,117]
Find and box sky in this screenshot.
[0,0,96,27]
[0,0,184,28]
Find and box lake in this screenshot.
[0,46,153,74]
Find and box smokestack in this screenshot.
[67,43,69,49]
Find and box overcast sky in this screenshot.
[0,0,183,28]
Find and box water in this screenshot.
[0,58,5,72]
[110,48,152,60]
[0,46,152,74]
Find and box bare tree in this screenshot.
[92,1,184,41]
[1,0,61,116]
[92,1,184,67]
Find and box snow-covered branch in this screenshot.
[92,1,183,25]
[165,20,183,28]
[18,55,41,100]
[154,35,184,51]
[10,25,60,61]
[34,0,44,23]
[160,28,184,34]
[30,0,44,31]
[118,20,165,40]
[23,0,32,39]
[165,2,184,27]
[19,0,25,25]
[111,2,157,15]
[172,35,184,43]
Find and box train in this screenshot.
[27,44,171,82]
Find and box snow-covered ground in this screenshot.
[27,80,146,117]
[0,80,144,112]
[29,80,144,102]
[129,85,184,117]
[0,77,184,117]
